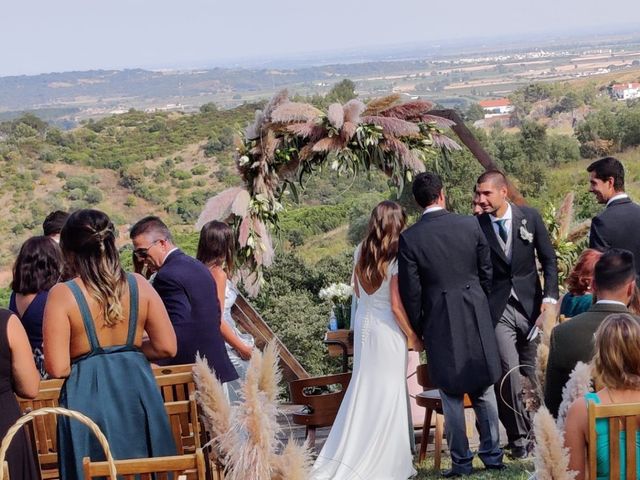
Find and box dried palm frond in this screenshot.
[381,136,424,172]
[363,94,402,115]
[271,102,323,123]
[231,189,251,218]
[379,100,434,120]
[261,129,281,162]
[432,133,462,150]
[556,362,593,432]
[533,406,578,480]
[341,121,358,142]
[196,187,246,229]
[557,192,575,240]
[286,122,324,139]
[419,114,457,129]
[298,144,316,161]
[361,116,420,137]
[312,137,345,152]
[272,439,313,480]
[327,103,345,130]
[343,99,366,123]
[192,354,234,453]
[238,215,252,247]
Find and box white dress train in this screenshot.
[311,258,417,480]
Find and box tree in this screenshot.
[464,103,486,123]
[325,79,357,105]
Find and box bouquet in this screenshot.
[319,282,353,329]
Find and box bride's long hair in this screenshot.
[355,200,407,292]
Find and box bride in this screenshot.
[311,200,422,480]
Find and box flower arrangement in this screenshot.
[319,282,353,329]
[196,90,461,296]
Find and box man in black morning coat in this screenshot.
[587,156,640,279]
[399,172,504,477]
[475,170,558,459]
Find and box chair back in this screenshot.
[587,401,640,480]
[289,373,351,428]
[16,388,62,479]
[164,397,201,454]
[155,371,196,403]
[416,364,435,390]
[82,449,207,480]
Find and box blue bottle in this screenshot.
[328,309,338,331]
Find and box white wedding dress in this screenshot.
[311,256,417,480]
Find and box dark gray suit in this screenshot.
[590,197,640,278]
[399,209,503,474]
[544,302,629,417]
[478,203,558,449]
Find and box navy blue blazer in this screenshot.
[153,249,238,383]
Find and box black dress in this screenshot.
[0,309,39,480]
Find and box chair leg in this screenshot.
[434,413,444,471]
[306,426,316,448]
[419,408,433,463]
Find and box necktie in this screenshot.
[496,219,508,243]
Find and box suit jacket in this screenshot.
[478,204,559,324]
[590,197,640,277]
[544,303,629,417]
[398,210,501,395]
[153,250,238,382]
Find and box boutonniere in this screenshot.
[519,219,534,243]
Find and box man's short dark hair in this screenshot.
[476,170,508,188]
[130,216,173,242]
[587,157,625,191]
[43,210,69,236]
[412,172,443,208]
[594,248,636,292]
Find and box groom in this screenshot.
[398,172,504,477]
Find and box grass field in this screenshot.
[415,455,534,479]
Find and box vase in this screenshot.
[334,302,351,330]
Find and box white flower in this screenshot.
[519,219,534,243]
[238,155,249,166]
[319,282,353,304]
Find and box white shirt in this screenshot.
[489,203,512,241]
[162,247,179,265]
[595,299,627,306]
[606,193,629,206]
[423,206,444,215]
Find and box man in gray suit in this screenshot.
[544,249,636,417]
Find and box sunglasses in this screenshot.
[133,239,162,259]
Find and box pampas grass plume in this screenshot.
[556,361,593,431]
[273,439,313,480]
[533,406,578,480]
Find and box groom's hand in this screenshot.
[408,335,424,353]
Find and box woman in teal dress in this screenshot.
[565,313,640,480]
[43,209,178,480]
[559,249,602,318]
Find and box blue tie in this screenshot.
[496,219,508,243]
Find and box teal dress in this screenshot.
[560,293,593,318]
[57,274,176,480]
[585,392,640,480]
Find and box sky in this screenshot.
[2,0,640,77]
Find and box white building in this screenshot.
[479,98,514,118]
[611,83,640,100]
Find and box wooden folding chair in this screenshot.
[153,364,196,377]
[415,364,473,469]
[165,397,201,454]
[288,372,351,447]
[82,448,207,480]
[587,401,640,480]
[16,388,62,479]
[155,372,196,403]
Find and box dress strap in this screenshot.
[585,392,601,405]
[126,273,139,347]
[66,280,101,351]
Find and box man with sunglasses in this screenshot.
[130,216,238,384]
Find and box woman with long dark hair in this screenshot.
[196,220,253,401]
[311,200,421,480]
[43,209,177,480]
[10,236,63,377]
